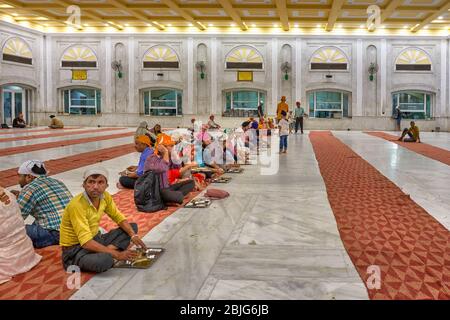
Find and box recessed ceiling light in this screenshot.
[294,24,299,28]
[273,23,278,27]
[316,24,321,28]
[124,23,129,26]
[83,24,89,27]
[359,24,364,28]
[12,13,18,16]
[403,25,408,29]
[104,23,109,27]
[438,16,443,19]
[424,26,429,29]
[230,23,236,27]
[251,23,256,27]
[380,25,385,29]
[338,24,343,28]
[208,23,213,27]
[188,23,193,26]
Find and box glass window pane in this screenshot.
[316,91,342,110]
[14,92,22,116]
[426,94,431,119]
[144,92,150,115]
[70,89,96,106]
[231,91,259,109]
[64,90,69,113]
[150,108,177,116]
[343,93,348,117]
[225,92,231,111]
[309,93,314,117]
[177,91,182,115]
[96,90,101,114]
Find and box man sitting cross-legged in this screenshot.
[398,121,421,143]
[59,167,146,273]
[117,135,154,189]
[13,160,72,248]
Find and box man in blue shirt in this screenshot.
[117,135,154,189]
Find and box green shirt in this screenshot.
[294,107,305,117]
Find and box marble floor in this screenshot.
[2,127,449,300]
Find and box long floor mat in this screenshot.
[0,131,134,156]
[0,189,202,300]
[0,143,135,187]
[365,131,450,166]
[309,131,450,300]
[0,127,125,143]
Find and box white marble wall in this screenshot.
[0,21,449,131]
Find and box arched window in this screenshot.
[310,47,348,70]
[2,37,32,65]
[61,45,98,68]
[143,88,182,116]
[62,87,101,115]
[143,45,179,69]
[224,90,265,117]
[308,90,350,118]
[395,48,431,71]
[225,46,263,70]
[392,91,432,119]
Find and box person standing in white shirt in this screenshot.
[278,111,289,154]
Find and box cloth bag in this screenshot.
[205,188,230,199]
[0,189,42,284]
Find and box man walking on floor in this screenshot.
[60,167,146,273]
[294,101,306,134]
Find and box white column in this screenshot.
[356,39,363,117]
[448,39,450,117]
[440,39,447,118]
[187,37,194,115]
[128,37,135,113]
[210,37,217,115]
[45,35,52,113]
[271,38,278,116]
[105,37,112,113]
[39,34,45,112]
[295,38,302,102]
[380,39,387,116]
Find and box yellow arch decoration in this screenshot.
[143,45,178,62]
[395,48,431,65]
[2,37,32,59]
[311,47,348,64]
[62,45,97,62]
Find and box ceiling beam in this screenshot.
[160,0,205,30]
[380,0,404,23]
[411,1,450,32]
[104,0,165,30]
[275,0,289,31]
[325,0,345,31]
[0,0,78,28]
[216,0,248,31]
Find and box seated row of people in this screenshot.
[1,123,246,278]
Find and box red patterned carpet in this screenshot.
[366,131,450,166]
[0,144,135,188]
[0,127,125,143]
[309,131,450,300]
[0,189,201,300]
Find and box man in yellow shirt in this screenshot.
[60,167,146,273]
[398,121,421,143]
[276,96,289,123]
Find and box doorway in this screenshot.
[1,85,31,126]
